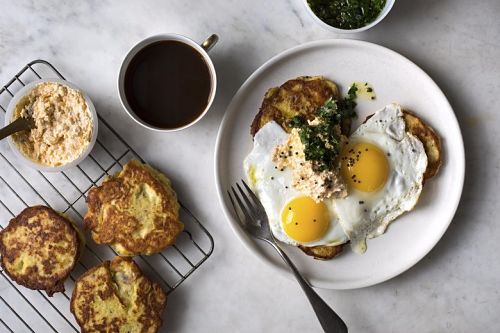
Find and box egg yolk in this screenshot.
[341,142,389,192]
[281,196,330,243]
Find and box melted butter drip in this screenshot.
[352,82,376,100]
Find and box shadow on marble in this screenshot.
[195,42,259,131]
[161,284,190,332]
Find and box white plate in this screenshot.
[214,39,464,290]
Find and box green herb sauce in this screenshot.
[289,84,358,171]
[307,0,386,30]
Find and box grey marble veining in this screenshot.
[0,0,499,332]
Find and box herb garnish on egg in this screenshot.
[289,84,358,172]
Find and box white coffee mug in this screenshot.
[118,33,218,132]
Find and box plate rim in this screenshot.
[214,38,465,290]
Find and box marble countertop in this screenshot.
[0,0,499,332]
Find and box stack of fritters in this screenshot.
[0,205,82,296]
[250,76,442,260]
[84,160,184,256]
[70,256,167,333]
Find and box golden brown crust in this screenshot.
[250,76,342,137]
[364,110,442,181]
[70,257,167,333]
[84,160,183,256]
[0,205,81,296]
[298,243,346,260]
[401,110,442,180]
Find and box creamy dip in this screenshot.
[11,82,93,167]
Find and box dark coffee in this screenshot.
[124,40,212,129]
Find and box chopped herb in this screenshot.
[307,0,387,30]
[288,85,358,172]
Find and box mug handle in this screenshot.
[201,34,219,52]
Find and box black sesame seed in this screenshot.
[387,152,391,156]
[295,222,298,225]
[285,186,288,189]
[367,87,373,93]
[271,177,274,180]
[412,149,416,153]
[359,201,364,204]
[364,209,368,212]
[371,96,375,100]
[289,207,291,210]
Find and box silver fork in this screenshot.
[228,180,348,333]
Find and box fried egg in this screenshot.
[244,103,427,254]
[335,103,427,253]
[244,121,348,247]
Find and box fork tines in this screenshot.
[227,180,266,230]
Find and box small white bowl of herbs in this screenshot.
[304,0,395,33]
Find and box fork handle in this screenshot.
[268,241,348,333]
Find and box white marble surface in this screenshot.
[0,0,499,332]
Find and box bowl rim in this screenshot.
[4,78,99,172]
[303,0,396,33]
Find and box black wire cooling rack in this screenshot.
[0,60,214,333]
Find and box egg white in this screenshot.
[334,103,428,253]
[244,121,348,247]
